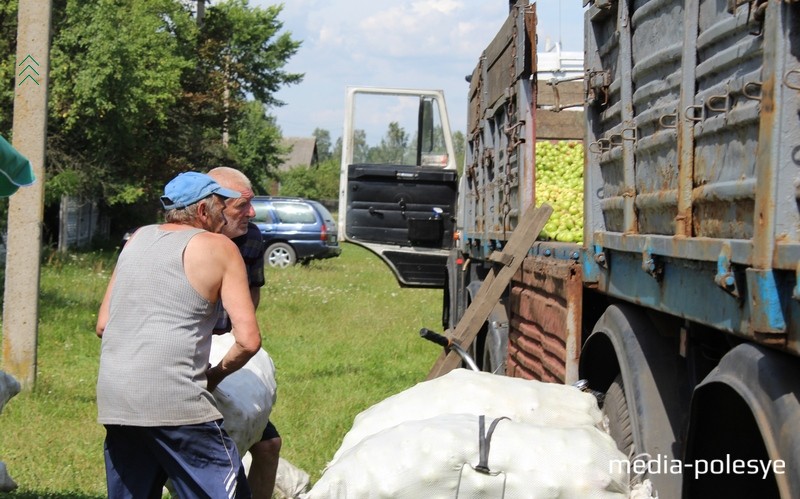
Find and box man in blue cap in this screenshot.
[95,171,262,498]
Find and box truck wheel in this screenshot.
[604,374,634,458]
[266,243,296,268]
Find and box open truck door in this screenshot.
[338,87,458,287]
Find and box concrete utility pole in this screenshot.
[2,0,52,390]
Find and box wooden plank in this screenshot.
[426,203,553,379]
[487,250,514,266]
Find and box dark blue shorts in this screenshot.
[103,420,250,499]
[261,420,280,441]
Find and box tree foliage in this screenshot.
[229,99,286,193]
[312,127,332,161]
[278,158,339,201]
[49,0,197,204]
[0,0,19,136]
[1,0,302,234]
[200,0,302,108]
[367,122,409,164]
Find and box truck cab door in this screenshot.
[338,87,458,287]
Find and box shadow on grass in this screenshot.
[5,493,105,499]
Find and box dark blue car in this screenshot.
[251,196,342,268]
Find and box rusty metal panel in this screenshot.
[467,64,482,135]
[585,0,628,235]
[507,255,583,384]
[691,2,763,240]
[482,11,516,113]
[463,4,531,255]
[587,0,799,245]
[583,0,800,348]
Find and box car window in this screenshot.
[273,202,316,224]
[252,203,273,223]
[310,201,335,223]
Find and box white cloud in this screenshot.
[249,0,585,141]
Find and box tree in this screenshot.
[347,129,369,164]
[278,158,338,200]
[30,0,302,232]
[48,0,198,204]
[366,122,408,164]
[452,130,466,174]
[0,0,19,137]
[312,128,332,161]
[175,0,302,173]
[229,100,286,194]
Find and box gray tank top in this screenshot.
[97,225,222,426]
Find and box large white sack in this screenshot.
[0,370,20,414]
[306,413,629,499]
[0,371,20,493]
[275,457,311,499]
[0,462,17,493]
[332,368,603,464]
[210,333,277,457]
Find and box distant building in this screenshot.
[279,137,318,171]
[269,136,318,194]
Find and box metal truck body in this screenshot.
[338,1,800,497]
[457,1,800,498]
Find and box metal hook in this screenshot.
[622,126,638,142]
[684,104,705,122]
[784,69,800,91]
[589,138,611,154]
[659,113,678,129]
[743,81,763,101]
[706,90,731,115]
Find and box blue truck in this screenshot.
[338,1,800,497]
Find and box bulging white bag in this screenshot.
[210,333,277,457]
[331,368,603,464]
[306,413,629,499]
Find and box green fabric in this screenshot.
[0,135,35,197]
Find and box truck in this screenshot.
[337,1,800,498]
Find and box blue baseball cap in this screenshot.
[160,171,241,210]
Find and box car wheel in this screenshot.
[266,243,296,268]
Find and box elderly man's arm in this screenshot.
[205,237,262,391]
[96,271,117,338]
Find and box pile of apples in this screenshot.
[535,140,584,243]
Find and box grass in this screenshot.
[0,242,443,496]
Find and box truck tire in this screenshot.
[266,242,296,268]
[683,343,799,498]
[579,304,687,498]
[603,374,634,459]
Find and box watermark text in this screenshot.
[610,454,785,480]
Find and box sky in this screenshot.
[249,0,585,144]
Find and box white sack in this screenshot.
[275,457,311,499]
[210,333,277,458]
[306,413,629,499]
[332,368,603,464]
[0,371,20,493]
[0,462,17,493]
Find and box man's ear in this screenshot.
[196,199,210,221]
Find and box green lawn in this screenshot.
[0,242,443,497]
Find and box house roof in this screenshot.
[279,137,318,171]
